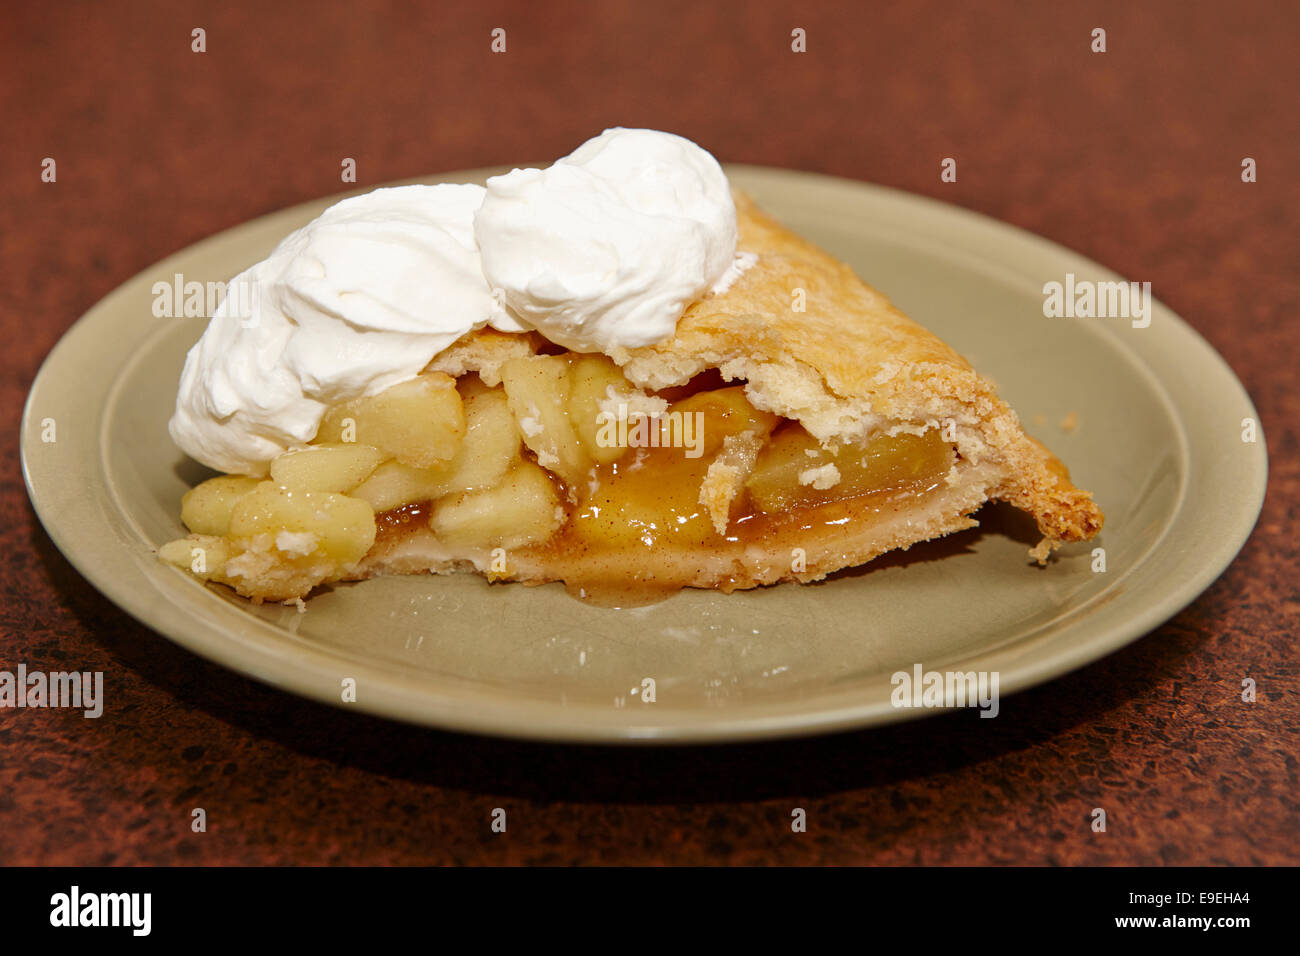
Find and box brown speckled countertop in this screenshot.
[2,0,1296,865]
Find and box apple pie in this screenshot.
[160,193,1103,605]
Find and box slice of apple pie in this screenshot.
[161,130,1101,605]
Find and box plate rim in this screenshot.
[21,165,1268,743]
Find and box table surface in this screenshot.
[2,0,1296,866]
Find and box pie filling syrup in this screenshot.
[526,425,952,605]
[374,368,955,605]
[164,356,957,605]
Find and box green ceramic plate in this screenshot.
[21,166,1267,742]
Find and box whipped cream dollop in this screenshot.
[170,129,741,474]
[474,128,738,352]
[170,184,510,475]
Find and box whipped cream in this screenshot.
[169,184,507,475]
[171,129,740,474]
[474,128,738,352]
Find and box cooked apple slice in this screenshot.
[746,424,954,512]
[316,372,465,469]
[669,386,780,458]
[228,481,377,565]
[352,388,522,512]
[438,386,521,492]
[430,460,563,550]
[499,355,592,485]
[348,461,444,514]
[572,450,717,550]
[567,354,636,465]
[269,443,385,493]
[181,475,262,536]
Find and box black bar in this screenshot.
[0,866,1280,941]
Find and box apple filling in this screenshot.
[161,354,956,602]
